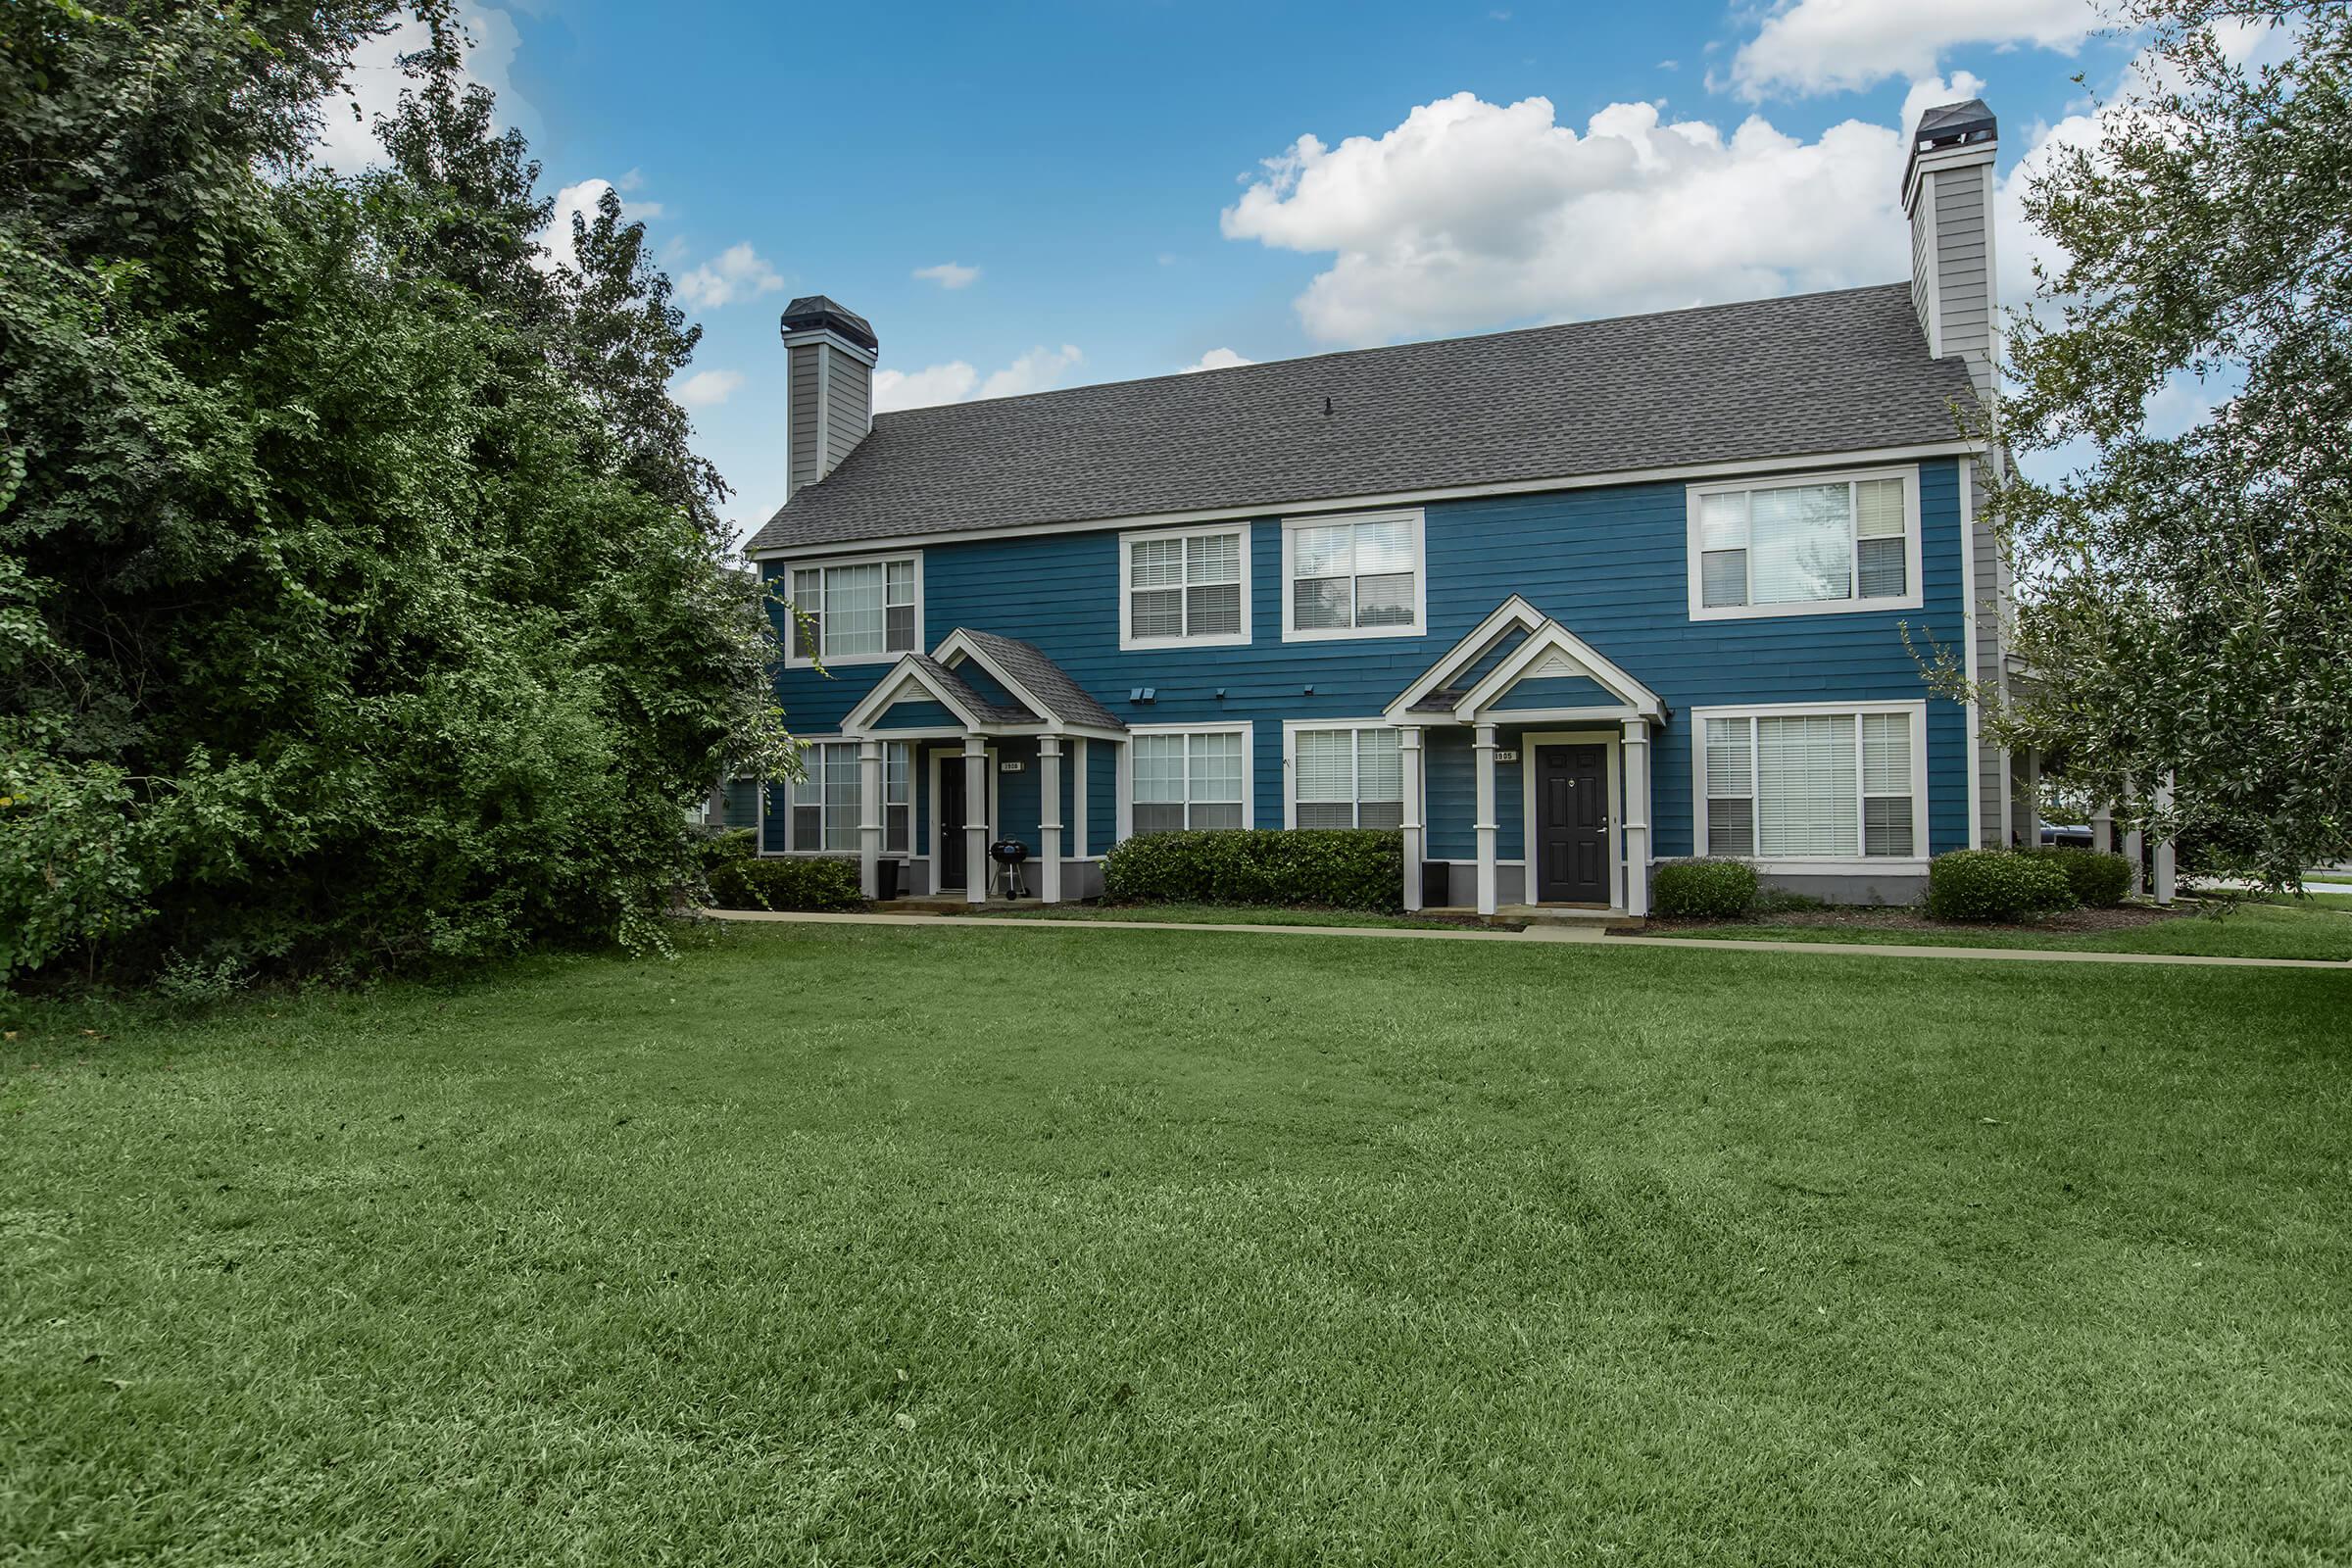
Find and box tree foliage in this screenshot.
[1986,0,2352,883]
[0,0,788,984]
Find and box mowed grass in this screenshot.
[4,925,2349,1565]
[1672,897,2352,961]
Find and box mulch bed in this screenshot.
[1648,903,2192,937]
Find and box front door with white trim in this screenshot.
[1534,744,1610,904]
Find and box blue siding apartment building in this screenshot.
[738,100,2025,917]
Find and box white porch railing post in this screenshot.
[963,735,989,906]
[2153,771,2177,906]
[2092,806,2114,855]
[1621,719,1651,917]
[1039,736,1064,904]
[1474,723,1499,916]
[857,740,882,899]
[1399,726,1426,911]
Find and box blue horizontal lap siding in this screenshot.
[872,699,959,731]
[1488,673,1614,711]
[764,458,1970,861]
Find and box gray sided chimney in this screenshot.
[1901,100,1998,407]
[780,296,878,499]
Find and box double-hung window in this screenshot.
[1283,510,1425,639]
[783,741,912,853]
[1688,468,1919,619]
[786,556,920,665]
[1122,526,1248,648]
[1290,725,1404,829]
[1698,705,1922,863]
[1131,728,1249,833]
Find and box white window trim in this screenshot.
[1684,466,1924,622]
[1280,508,1428,643]
[764,739,915,857]
[1117,722,1254,839]
[777,551,925,668]
[1280,719,1406,829]
[1690,700,1930,873]
[1118,523,1252,651]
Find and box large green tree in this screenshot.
[0,0,786,984]
[1988,0,2352,882]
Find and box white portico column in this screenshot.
[2122,777,2146,898]
[1474,723,1499,916]
[1621,718,1651,917]
[857,739,882,899]
[963,734,989,906]
[2153,771,2178,906]
[1399,726,1426,911]
[2092,805,2115,855]
[2020,747,2043,849]
[1039,736,1064,905]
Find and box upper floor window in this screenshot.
[1121,526,1249,649]
[1696,704,1923,864]
[1687,467,1921,621]
[1282,510,1426,641]
[786,555,920,665]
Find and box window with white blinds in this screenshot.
[1292,726,1404,829]
[1122,527,1248,647]
[785,741,913,853]
[1689,469,1917,619]
[785,556,920,663]
[1699,708,1920,861]
[1132,729,1248,833]
[1283,511,1424,639]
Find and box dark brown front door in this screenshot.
[938,760,967,890]
[1535,744,1609,905]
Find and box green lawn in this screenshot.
[1663,897,2352,961]
[958,900,1490,931]
[6,924,2349,1564]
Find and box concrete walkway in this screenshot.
[703,908,2351,970]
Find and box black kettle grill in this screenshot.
[988,838,1031,900]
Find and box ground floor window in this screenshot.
[1133,728,1247,832]
[784,741,912,853]
[1291,725,1403,829]
[1700,707,1918,859]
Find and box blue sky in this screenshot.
[325,0,2149,544]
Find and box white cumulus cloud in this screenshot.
[912,262,982,289]
[309,1,526,172]
[1181,348,1255,373]
[1223,91,1924,345]
[538,176,663,273]
[675,369,744,409]
[1729,0,2099,99]
[872,345,1085,413]
[676,243,785,309]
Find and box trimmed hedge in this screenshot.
[1102,829,1402,911]
[1653,858,1759,918]
[704,856,865,913]
[2023,846,2134,908]
[1924,850,2077,922]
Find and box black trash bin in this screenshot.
[1422,861,1450,908]
[876,858,902,902]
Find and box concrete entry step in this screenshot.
[1429,905,1647,933]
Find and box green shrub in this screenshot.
[1925,850,2078,922]
[1102,830,1402,911]
[1652,858,1760,918]
[690,825,758,871]
[704,856,864,913]
[2023,846,2134,907]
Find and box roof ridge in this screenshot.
[867,280,1916,423]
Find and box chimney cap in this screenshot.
[780,295,878,354]
[1902,98,1996,198]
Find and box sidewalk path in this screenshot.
[703,908,2351,970]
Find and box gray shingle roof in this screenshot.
[911,654,1035,725]
[954,630,1124,730]
[748,283,1978,554]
